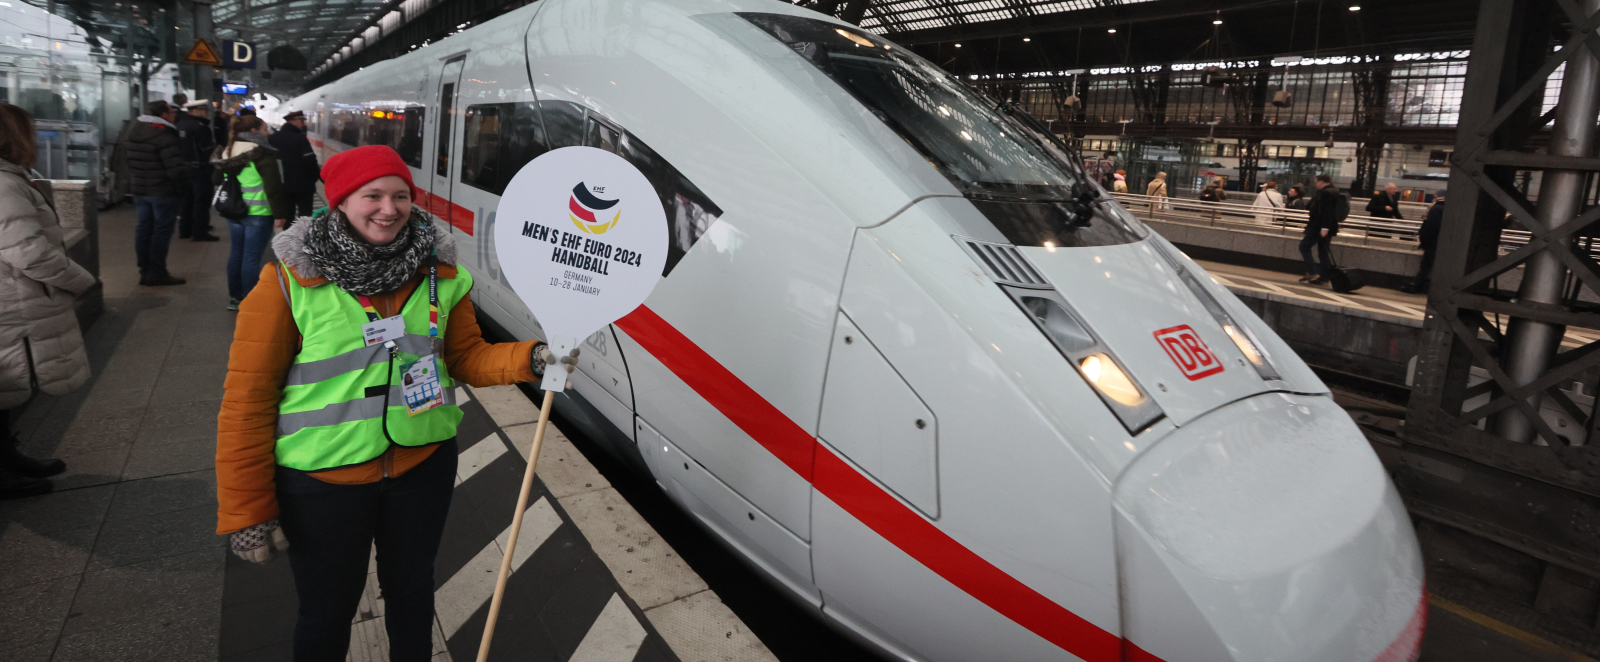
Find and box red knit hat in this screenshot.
[322,145,419,210]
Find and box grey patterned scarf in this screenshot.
[302,207,436,296]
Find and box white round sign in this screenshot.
[494,146,667,345]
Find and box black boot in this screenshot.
[0,434,65,478]
[0,462,51,499]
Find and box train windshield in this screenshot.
[739,12,1082,200]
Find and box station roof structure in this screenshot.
[209,0,393,74]
[33,0,1484,94]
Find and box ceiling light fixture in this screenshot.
[1107,28,1117,33]
[1348,5,1360,9]
[954,43,962,47]
[1023,37,1031,42]
[1213,19,1223,24]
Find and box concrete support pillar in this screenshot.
[1491,0,1600,442]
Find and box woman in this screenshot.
[217,145,555,660]
[212,115,290,311]
[1251,181,1286,225]
[0,104,91,499]
[1145,171,1168,211]
[1199,176,1229,202]
[1112,169,1128,193]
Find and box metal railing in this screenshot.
[1111,192,1559,258]
[1109,192,1423,246]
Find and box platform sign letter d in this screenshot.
[223,40,256,69]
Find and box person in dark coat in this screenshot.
[1365,183,1405,220]
[175,101,220,242]
[123,100,189,286]
[269,110,321,223]
[1403,192,1445,294]
[1286,185,1311,210]
[1300,174,1347,284]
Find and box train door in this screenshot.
[430,56,466,232]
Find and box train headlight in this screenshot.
[1151,242,1281,381]
[1223,324,1263,366]
[1006,287,1165,433]
[1081,354,1145,406]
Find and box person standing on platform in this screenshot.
[216,145,552,661]
[0,104,92,498]
[176,101,221,242]
[270,110,321,225]
[212,116,290,312]
[1145,171,1168,211]
[1286,185,1310,210]
[172,92,188,108]
[1200,176,1228,202]
[1403,191,1445,294]
[1365,182,1405,220]
[1301,174,1347,284]
[124,100,189,286]
[1112,170,1128,193]
[1251,181,1286,225]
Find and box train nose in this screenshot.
[1113,392,1426,662]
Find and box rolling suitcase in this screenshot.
[1324,249,1365,294]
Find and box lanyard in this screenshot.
[354,248,440,356]
[426,252,440,353]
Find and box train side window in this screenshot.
[437,83,455,177]
[398,105,425,168]
[529,99,721,275]
[539,100,585,149]
[461,102,548,196]
[365,109,400,150]
[340,110,362,147]
[585,118,619,153]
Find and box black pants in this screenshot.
[180,165,214,238]
[282,189,316,230]
[277,441,456,662]
[1299,231,1335,275]
[1413,244,1437,289]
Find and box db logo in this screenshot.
[1154,325,1224,381]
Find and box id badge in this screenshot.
[400,354,445,416]
[362,315,406,346]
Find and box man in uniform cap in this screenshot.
[269,109,321,225]
[176,100,220,241]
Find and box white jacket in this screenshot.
[0,159,96,408]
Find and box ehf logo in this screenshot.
[568,182,620,234]
[1154,324,1224,381]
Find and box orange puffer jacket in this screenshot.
[216,233,536,534]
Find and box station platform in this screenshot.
[1,202,1597,662]
[0,205,773,662]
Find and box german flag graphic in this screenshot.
[569,182,621,234]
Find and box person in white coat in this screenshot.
[1252,181,1287,225]
[0,104,95,498]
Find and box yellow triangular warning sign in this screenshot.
[183,39,222,66]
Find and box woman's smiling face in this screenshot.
[338,175,413,245]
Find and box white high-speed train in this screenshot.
[281,1,1426,660]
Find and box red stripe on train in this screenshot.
[612,303,1425,661]
[614,304,1123,662]
[415,188,474,236]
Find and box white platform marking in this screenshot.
[434,497,563,638]
[457,433,508,485]
[475,385,542,427]
[567,593,648,662]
